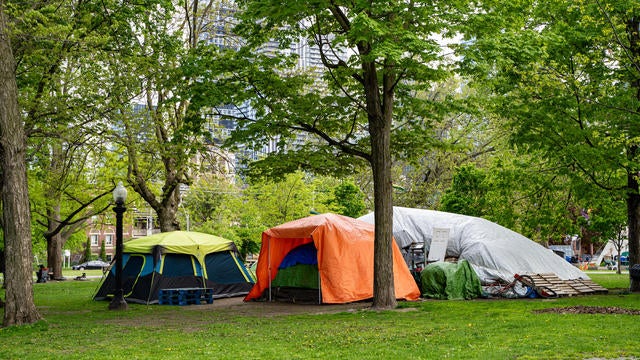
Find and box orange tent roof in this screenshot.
[244,213,420,303]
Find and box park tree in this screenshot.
[181,175,239,230]
[391,80,499,210]
[83,237,92,262]
[2,0,176,324]
[576,188,628,273]
[5,0,145,280]
[439,164,488,218]
[0,0,41,326]
[99,237,107,261]
[325,181,367,218]
[436,155,582,245]
[28,143,114,279]
[460,1,640,289]
[245,172,318,226]
[109,0,241,232]
[189,0,469,309]
[182,173,355,259]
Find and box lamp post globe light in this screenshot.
[109,181,128,310]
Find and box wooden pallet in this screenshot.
[527,273,608,297]
[570,278,609,294]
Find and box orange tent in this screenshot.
[244,213,420,304]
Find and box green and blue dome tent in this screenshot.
[94,231,255,304]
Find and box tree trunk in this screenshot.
[46,233,64,280]
[363,60,396,310]
[627,165,640,291]
[627,18,640,292]
[45,206,64,279]
[44,144,64,279]
[157,187,181,232]
[157,206,180,232]
[0,3,42,325]
[370,124,396,309]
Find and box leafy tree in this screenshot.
[577,189,628,273]
[181,175,239,229]
[245,172,317,226]
[484,156,576,244]
[6,0,141,280]
[110,0,239,232]
[459,0,640,290]
[83,237,92,263]
[28,162,113,279]
[434,145,610,249]
[183,172,348,259]
[439,165,488,217]
[0,0,41,326]
[325,182,366,218]
[99,238,106,261]
[190,0,470,309]
[64,230,87,259]
[392,81,499,210]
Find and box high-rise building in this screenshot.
[202,12,347,168]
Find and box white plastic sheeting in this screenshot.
[358,207,588,283]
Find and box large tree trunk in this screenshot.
[628,18,640,292]
[370,124,396,309]
[0,2,42,326]
[363,60,396,310]
[46,233,64,280]
[45,205,63,279]
[155,183,180,232]
[157,195,180,232]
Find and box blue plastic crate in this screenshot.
[158,288,214,305]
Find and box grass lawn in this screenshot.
[1,272,638,359]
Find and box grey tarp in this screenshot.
[420,260,482,300]
[359,207,588,284]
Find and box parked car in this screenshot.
[72,260,111,270]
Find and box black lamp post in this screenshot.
[109,181,128,310]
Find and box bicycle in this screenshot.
[483,274,534,298]
[483,274,558,299]
[513,273,558,298]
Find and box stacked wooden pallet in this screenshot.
[529,273,608,297]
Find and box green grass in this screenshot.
[1,273,639,359]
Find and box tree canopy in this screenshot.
[459,0,640,288]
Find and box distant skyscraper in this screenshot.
[200,4,348,170]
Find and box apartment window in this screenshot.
[90,234,99,246]
[105,234,113,246]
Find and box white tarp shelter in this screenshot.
[358,207,588,284]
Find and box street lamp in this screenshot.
[109,181,128,310]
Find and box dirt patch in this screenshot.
[183,297,374,317]
[534,305,640,315]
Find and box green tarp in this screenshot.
[271,264,319,289]
[420,260,482,300]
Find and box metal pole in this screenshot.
[109,201,128,310]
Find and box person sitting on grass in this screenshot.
[36,265,48,283]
